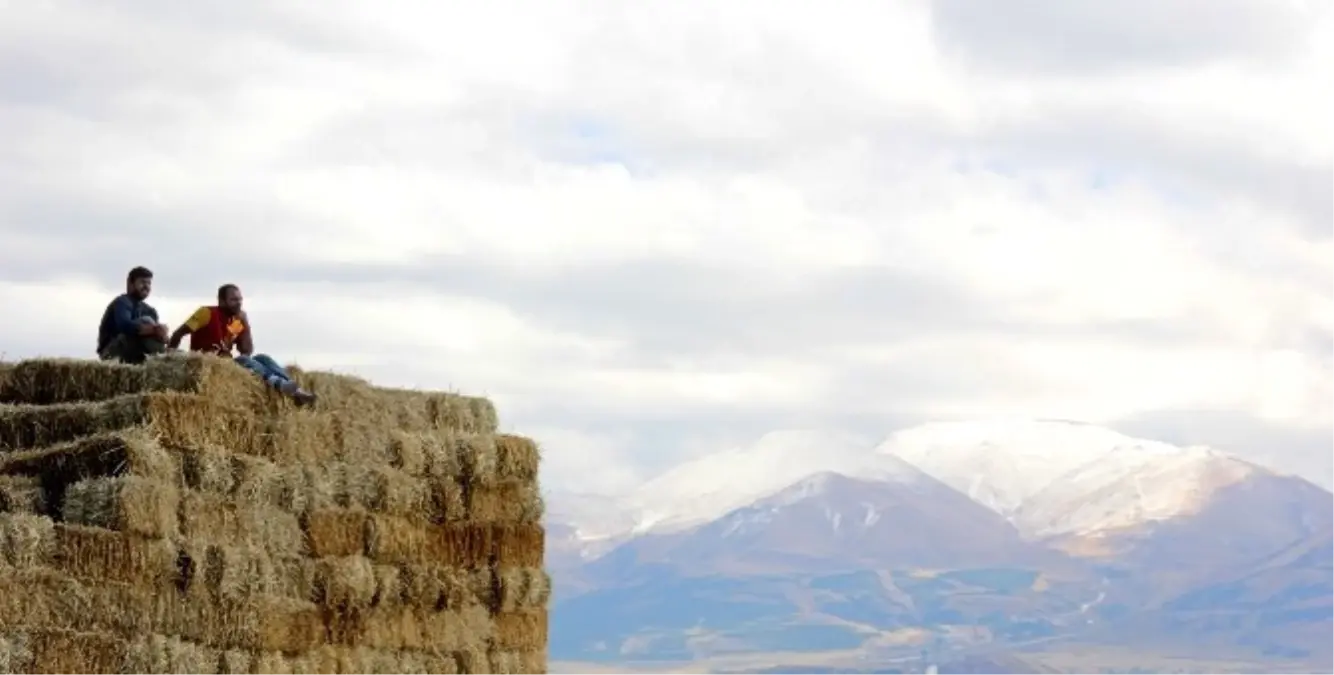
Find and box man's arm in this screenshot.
[168,306,212,349]
[112,296,158,337]
[236,312,254,356]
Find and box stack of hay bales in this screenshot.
[0,353,548,674]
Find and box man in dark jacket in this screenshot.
[97,266,170,364]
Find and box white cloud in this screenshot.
[0,0,1329,493]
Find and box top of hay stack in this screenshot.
[0,352,498,435]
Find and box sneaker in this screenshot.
[293,389,317,407]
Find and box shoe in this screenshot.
[293,388,318,407]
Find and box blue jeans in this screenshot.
[235,353,292,390]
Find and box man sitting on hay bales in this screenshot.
[167,283,318,406]
[96,265,171,365]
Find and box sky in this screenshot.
[1,0,1330,494]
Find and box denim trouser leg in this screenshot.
[235,353,291,390]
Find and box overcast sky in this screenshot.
[1,0,1330,493]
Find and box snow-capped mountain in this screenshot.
[610,470,1058,574]
[552,418,1291,546]
[1011,444,1260,539]
[875,418,1189,517]
[621,429,913,535]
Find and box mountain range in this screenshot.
[542,419,1333,673]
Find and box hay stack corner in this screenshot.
[0,353,548,674]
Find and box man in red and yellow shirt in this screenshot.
[169,284,316,406]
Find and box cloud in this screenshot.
[1,0,1329,494]
[927,0,1317,75]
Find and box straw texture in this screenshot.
[0,352,546,673]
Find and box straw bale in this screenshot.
[0,513,55,568]
[233,455,310,514]
[0,567,165,636]
[313,555,377,609]
[366,515,508,568]
[0,430,180,492]
[421,431,462,479]
[54,523,179,584]
[0,391,261,456]
[304,508,369,558]
[367,563,402,608]
[332,646,400,674]
[398,564,491,610]
[494,523,544,568]
[173,597,325,653]
[492,611,548,651]
[485,648,541,675]
[388,430,427,475]
[494,434,540,481]
[421,604,494,653]
[466,481,544,525]
[245,648,320,675]
[453,648,490,675]
[366,514,448,565]
[62,475,179,539]
[122,633,222,674]
[345,604,492,652]
[432,476,467,523]
[264,409,339,465]
[0,358,146,405]
[455,434,498,484]
[219,649,255,674]
[495,567,552,612]
[183,443,239,495]
[0,632,33,674]
[0,475,47,515]
[180,541,315,603]
[23,628,125,674]
[182,491,307,560]
[490,648,541,675]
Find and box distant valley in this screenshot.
[542,419,1334,673]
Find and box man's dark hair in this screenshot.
[217,283,240,303]
[127,266,153,284]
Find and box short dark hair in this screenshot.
[217,283,240,303]
[127,266,153,284]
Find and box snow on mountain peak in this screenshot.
[624,429,923,534]
[874,418,1185,516]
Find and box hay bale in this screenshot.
[233,456,309,514]
[466,481,544,524]
[0,430,181,487]
[313,555,377,609]
[23,628,124,674]
[62,476,179,539]
[264,410,339,465]
[495,567,552,612]
[304,508,369,558]
[181,492,306,560]
[431,477,467,523]
[454,434,498,484]
[121,634,221,674]
[388,431,427,475]
[0,475,47,515]
[492,611,547,651]
[0,359,146,405]
[0,392,261,456]
[488,649,524,674]
[348,605,492,652]
[54,524,178,584]
[0,567,164,636]
[219,649,254,674]
[180,541,315,603]
[0,353,263,408]
[0,632,34,674]
[183,444,238,495]
[398,564,490,610]
[0,512,55,567]
[494,435,539,481]
[173,597,325,653]
[366,516,503,568]
[493,524,543,568]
